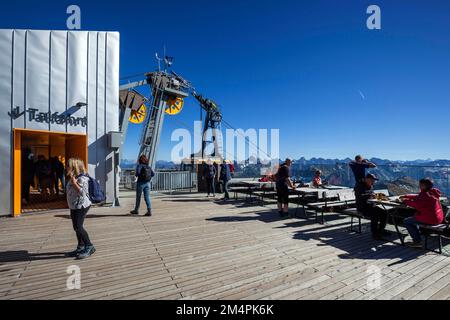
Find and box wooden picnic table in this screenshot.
[241,181,276,188]
[287,186,353,219]
[234,181,276,204]
[367,196,449,245]
[290,186,352,198]
[368,197,420,245]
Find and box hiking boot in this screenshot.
[77,246,96,260]
[130,210,139,215]
[145,209,152,217]
[65,245,85,257]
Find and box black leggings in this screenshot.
[70,207,92,247]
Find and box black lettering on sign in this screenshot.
[7,106,87,128]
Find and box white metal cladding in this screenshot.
[0,29,120,216]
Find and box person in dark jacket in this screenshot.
[36,155,54,200]
[21,148,35,204]
[275,158,296,218]
[349,155,377,185]
[400,178,445,248]
[354,173,388,240]
[130,155,154,217]
[51,156,65,196]
[204,160,217,197]
[219,160,232,200]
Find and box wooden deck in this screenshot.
[1,191,449,300]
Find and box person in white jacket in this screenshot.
[66,158,95,260]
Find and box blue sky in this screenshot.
[1,0,450,161]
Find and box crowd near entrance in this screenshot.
[13,129,87,216]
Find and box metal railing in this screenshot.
[233,163,450,196]
[120,169,197,193]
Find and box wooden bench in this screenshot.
[288,188,341,219]
[228,181,258,200]
[252,187,277,206]
[419,205,450,254]
[289,193,319,218]
[340,189,390,233]
[308,189,356,224]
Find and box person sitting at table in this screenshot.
[275,158,296,218]
[312,170,323,188]
[354,173,388,240]
[349,155,377,185]
[400,178,444,248]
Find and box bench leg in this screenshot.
[350,216,354,232]
[424,234,429,251]
[358,218,362,233]
[321,208,325,225]
[439,235,443,255]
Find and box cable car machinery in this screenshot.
[118,55,223,169]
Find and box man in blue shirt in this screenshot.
[349,155,377,184]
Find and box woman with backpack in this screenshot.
[66,158,95,260]
[130,155,154,216]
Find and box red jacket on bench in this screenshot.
[403,188,444,225]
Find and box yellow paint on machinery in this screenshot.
[129,104,147,124]
[165,97,184,115]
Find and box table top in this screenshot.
[241,181,276,187]
[367,198,405,208]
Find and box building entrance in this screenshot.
[13,129,87,216]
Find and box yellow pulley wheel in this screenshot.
[129,104,147,124]
[165,97,184,115]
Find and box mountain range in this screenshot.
[121,157,450,169]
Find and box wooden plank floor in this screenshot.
[0,191,449,300]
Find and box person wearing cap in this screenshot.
[349,155,377,185]
[275,158,296,218]
[354,173,388,239]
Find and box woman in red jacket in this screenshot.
[401,178,444,248]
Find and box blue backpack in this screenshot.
[82,174,106,204]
